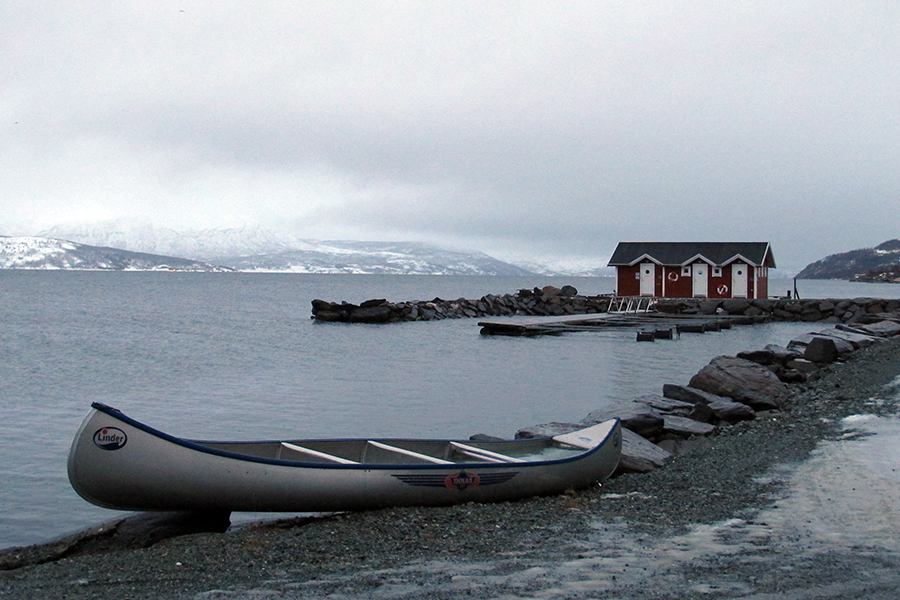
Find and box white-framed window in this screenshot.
[713,267,722,277]
[682,266,690,276]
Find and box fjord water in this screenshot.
[1,272,897,549]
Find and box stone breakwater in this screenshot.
[311,285,603,323]
[311,285,900,324]
[516,316,900,475]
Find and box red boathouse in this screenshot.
[608,242,776,299]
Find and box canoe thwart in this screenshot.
[281,442,359,465]
[450,441,527,463]
[366,440,454,464]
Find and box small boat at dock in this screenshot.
[68,403,621,513]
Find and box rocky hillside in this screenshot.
[795,239,900,280]
[0,237,231,271]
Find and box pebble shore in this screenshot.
[2,337,900,599]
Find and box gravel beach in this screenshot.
[2,335,900,599]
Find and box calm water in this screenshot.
[1,272,897,549]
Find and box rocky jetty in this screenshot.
[311,286,900,324]
[311,285,607,323]
[516,316,900,476]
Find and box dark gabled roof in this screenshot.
[608,242,776,268]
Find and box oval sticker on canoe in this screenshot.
[445,471,480,491]
[93,427,127,450]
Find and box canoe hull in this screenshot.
[68,404,621,513]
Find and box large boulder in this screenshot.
[661,415,717,437]
[826,328,883,349]
[311,299,357,321]
[616,429,672,474]
[583,401,665,440]
[722,298,752,314]
[856,320,900,337]
[788,333,854,356]
[764,344,804,364]
[662,384,755,423]
[514,422,580,439]
[688,356,789,408]
[348,304,393,323]
[736,349,778,366]
[634,393,714,423]
[662,383,726,405]
[631,394,694,416]
[707,399,756,423]
[803,337,839,363]
[655,300,691,314]
[541,285,562,297]
[685,401,716,423]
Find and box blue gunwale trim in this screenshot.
[89,403,616,471]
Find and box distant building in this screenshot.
[608,242,776,299]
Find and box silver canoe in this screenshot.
[68,403,621,513]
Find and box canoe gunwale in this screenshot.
[87,402,614,471]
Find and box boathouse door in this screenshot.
[731,263,748,298]
[639,263,656,296]
[692,263,708,297]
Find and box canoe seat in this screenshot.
[450,442,525,463]
[366,440,453,464]
[281,442,359,465]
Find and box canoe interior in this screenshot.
[197,437,584,466]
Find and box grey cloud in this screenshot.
[2,2,899,272]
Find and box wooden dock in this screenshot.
[478,311,767,339]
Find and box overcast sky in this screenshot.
[2,1,898,271]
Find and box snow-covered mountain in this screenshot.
[28,220,610,275]
[0,236,231,271]
[218,240,534,275]
[4,232,534,275]
[31,222,539,275]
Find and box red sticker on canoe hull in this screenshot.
[392,471,517,489]
[445,471,480,490]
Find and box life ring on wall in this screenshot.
[717,284,729,295]
[667,272,679,282]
